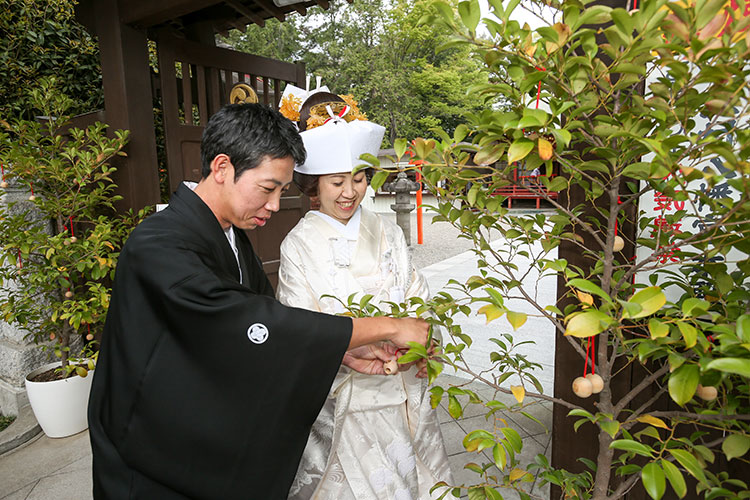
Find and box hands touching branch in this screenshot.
[344,316,435,377]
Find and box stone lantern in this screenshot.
[382,169,419,245]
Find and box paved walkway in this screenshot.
[0,214,556,499]
[0,380,552,500]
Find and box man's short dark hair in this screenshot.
[200,103,306,180]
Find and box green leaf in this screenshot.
[507,311,527,330]
[467,486,485,500]
[568,408,594,419]
[458,0,481,32]
[467,183,480,206]
[448,395,463,419]
[565,310,612,338]
[577,5,613,26]
[737,314,750,342]
[493,443,507,470]
[696,0,728,29]
[722,434,750,461]
[501,0,521,24]
[501,427,523,452]
[430,386,444,408]
[661,459,687,498]
[676,321,698,348]
[485,486,503,500]
[600,419,620,438]
[648,318,670,339]
[611,8,635,35]
[454,124,469,143]
[474,144,505,165]
[370,170,389,192]
[547,176,568,192]
[357,153,380,168]
[622,287,666,319]
[706,358,750,378]
[508,138,534,163]
[642,462,666,500]
[394,138,407,160]
[610,439,654,457]
[549,128,572,147]
[433,1,456,24]
[668,364,699,406]
[681,298,709,317]
[569,278,614,305]
[669,449,709,484]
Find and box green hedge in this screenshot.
[0,0,102,120]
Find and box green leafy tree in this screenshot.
[0,78,145,377]
[219,0,493,142]
[219,17,303,61]
[0,0,102,121]
[362,0,750,498]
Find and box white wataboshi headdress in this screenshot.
[278,77,385,176]
[296,119,385,175]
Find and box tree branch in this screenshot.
[614,364,670,416]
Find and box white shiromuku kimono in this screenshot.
[277,206,453,500]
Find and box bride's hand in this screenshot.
[342,343,399,375]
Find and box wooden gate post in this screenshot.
[551,0,641,496]
[94,0,161,212]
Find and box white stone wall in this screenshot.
[0,185,55,416]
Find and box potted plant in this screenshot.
[0,78,145,438]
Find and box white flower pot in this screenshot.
[25,362,94,438]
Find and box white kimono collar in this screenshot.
[311,207,362,240]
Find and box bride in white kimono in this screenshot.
[277,91,453,500]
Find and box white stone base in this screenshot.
[0,340,54,416]
[0,378,29,417]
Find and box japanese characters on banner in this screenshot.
[633,0,750,301]
[635,82,746,302]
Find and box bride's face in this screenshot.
[317,170,368,225]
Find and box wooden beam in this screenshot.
[163,34,300,82]
[121,0,225,26]
[225,0,267,27]
[229,20,248,32]
[253,0,286,22]
[314,0,330,9]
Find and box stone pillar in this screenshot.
[382,171,418,246]
[0,185,53,417]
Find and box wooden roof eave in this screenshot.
[118,0,324,29]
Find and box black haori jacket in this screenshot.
[88,184,351,499]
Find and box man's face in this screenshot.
[221,156,294,230]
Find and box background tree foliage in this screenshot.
[0,0,102,121]
[219,0,494,143]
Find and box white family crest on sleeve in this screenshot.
[247,323,269,344]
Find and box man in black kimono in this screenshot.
[88,103,429,499]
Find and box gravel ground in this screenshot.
[409,214,475,270]
[378,201,555,270]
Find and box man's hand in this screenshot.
[342,343,398,375]
[390,317,429,349]
[349,316,429,353]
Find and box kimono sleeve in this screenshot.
[277,235,325,311]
